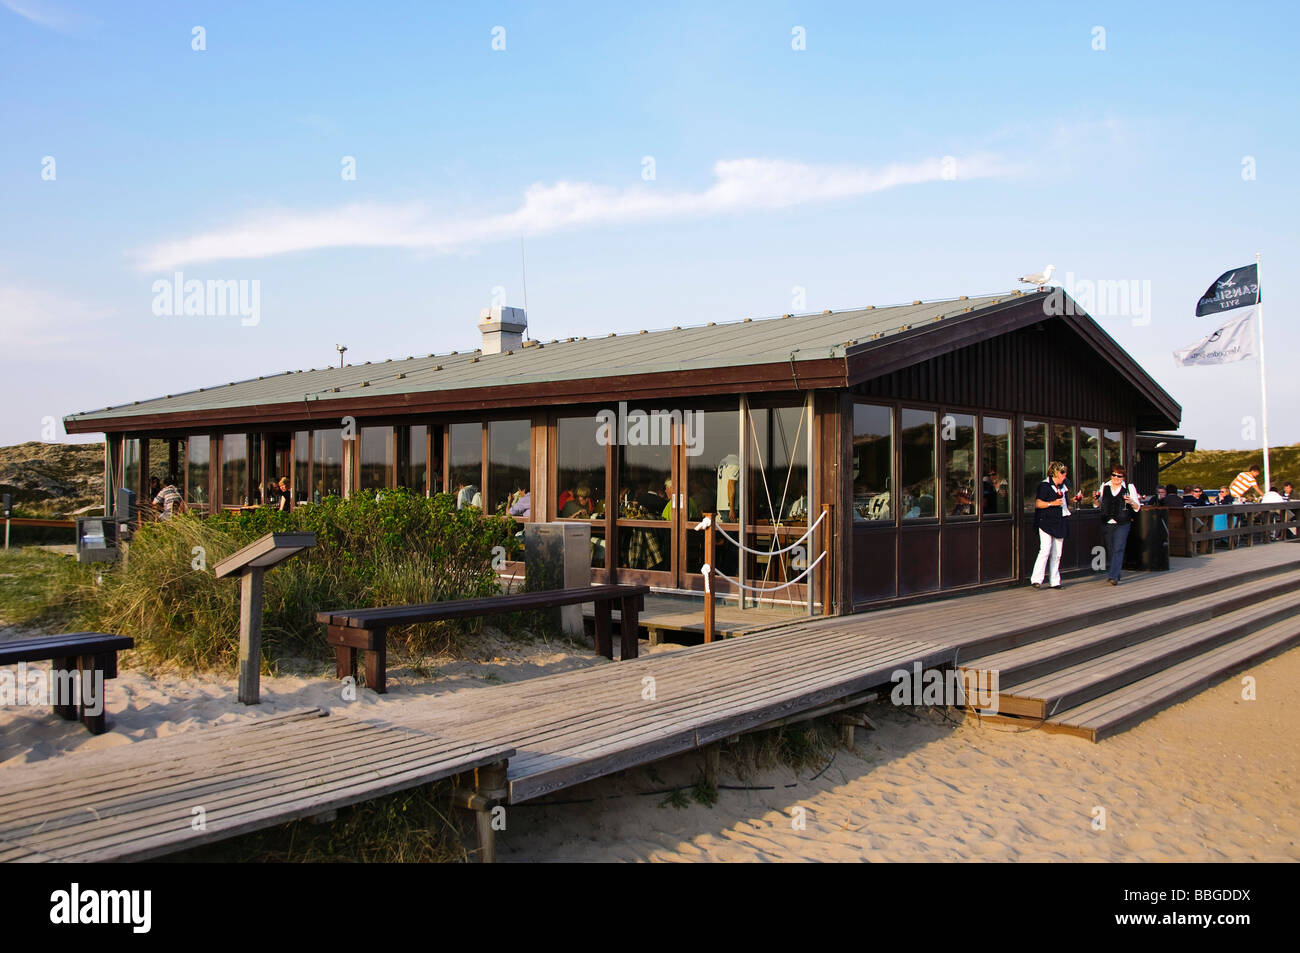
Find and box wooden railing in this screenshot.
[1166,502,1300,556]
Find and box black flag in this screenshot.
[1196,264,1260,316]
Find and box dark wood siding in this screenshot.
[854,324,1139,424]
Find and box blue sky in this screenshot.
[1,0,1296,450]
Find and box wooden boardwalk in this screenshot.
[397,544,1300,801]
[0,709,511,862]
[2,543,1296,860]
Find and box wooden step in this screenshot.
[1043,620,1300,741]
[960,569,1300,689]
[991,588,1300,718]
[950,556,1300,660]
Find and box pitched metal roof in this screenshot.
[65,292,1019,426]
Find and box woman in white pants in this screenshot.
[1031,461,1071,589]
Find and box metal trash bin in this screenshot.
[1123,507,1169,572]
[76,516,119,563]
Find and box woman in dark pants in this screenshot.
[1098,465,1141,585]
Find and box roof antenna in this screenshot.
[336,344,348,367]
[520,237,529,317]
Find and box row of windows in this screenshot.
[120,407,1124,529]
[852,403,1124,523]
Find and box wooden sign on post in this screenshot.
[214,532,316,705]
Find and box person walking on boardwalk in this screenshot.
[1099,465,1141,585]
[1031,461,1071,590]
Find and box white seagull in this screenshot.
[1019,264,1056,290]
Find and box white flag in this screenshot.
[1173,307,1256,366]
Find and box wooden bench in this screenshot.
[316,585,650,694]
[0,632,134,734]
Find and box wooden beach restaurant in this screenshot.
[64,287,1183,615]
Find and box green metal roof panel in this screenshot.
[64,293,1016,423]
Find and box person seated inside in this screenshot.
[276,477,291,511]
[637,482,668,517]
[560,484,596,518]
[455,480,482,509]
[508,486,530,519]
[660,479,701,520]
[951,489,975,516]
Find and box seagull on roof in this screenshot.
[1019,264,1056,290]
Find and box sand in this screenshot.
[2,625,1297,862]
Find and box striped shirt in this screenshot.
[153,485,183,517]
[1229,470,1258,499]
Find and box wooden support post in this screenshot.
[702,743,720,789]
[78,653,106,735]
[51,655,78,721]
[703,512,716,643]
[820,503,833,616]
[474,760,509,864]
[364,628,387,694]
[619,595,639,660]
[237,567,265,705]
[593,599,612,659]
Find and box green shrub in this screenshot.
[80,490,522,671]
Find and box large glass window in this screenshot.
[1104,429,1123,477]
[900,408,936,519]
[185,436,209,505]
[557,414,608,568]
[852,403,893,522]
[683,409,739,524]
[448,422,483,509]
[359,426,394,491]
[683,407,740,575]
[293,432,310,503]
[980,417,1010,515]
[397,425,428,496]
[1023,420,1046,509]
[1078,427,1101,508]
[943,412,976,518]
[1051,424,1075,496]
[488,419,531,516]
[746,403,810,526]
[312,427,343,501]
[122,438,141,497]
[221,433,248,506]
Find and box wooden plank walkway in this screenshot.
[581,593,808,642]
[0,709,512,862]
[3,543,1296,861]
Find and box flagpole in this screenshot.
[1256,252,1271,493]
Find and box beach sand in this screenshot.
[2,626,1296,862]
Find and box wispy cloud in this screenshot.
[0,0,88,33]
[0,281,114,360]
[135,153,1013,272]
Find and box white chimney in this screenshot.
[477,305,527,355]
